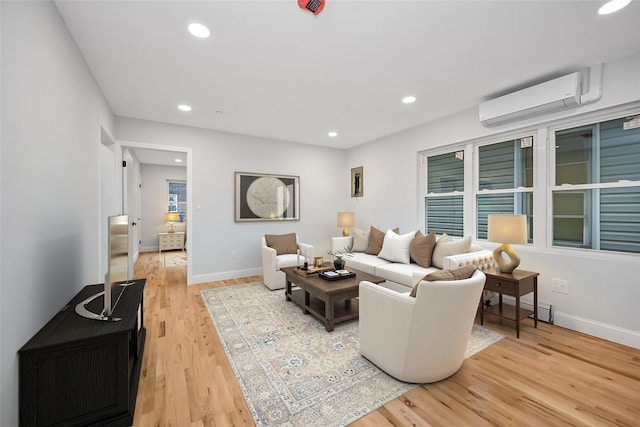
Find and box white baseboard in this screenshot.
[190,268,262,285]
[483,294,639,349]
[553,311,640,350]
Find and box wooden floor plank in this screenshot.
[132,251,640,426]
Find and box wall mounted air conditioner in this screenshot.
[479,65,603,127]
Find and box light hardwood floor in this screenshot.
[133,251,640,426]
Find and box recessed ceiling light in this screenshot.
[328,131,338,137]
[188,23,210,38]
[598,0,631,14]
[177,104,192,112]
[174,158,183,163]
[402,96,417,104]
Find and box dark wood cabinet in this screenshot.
[19,279,146,427]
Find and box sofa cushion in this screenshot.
[376,263,439,287]
[409,265,477,297]
[344,252,391,275]
[265,233,297,255]
[431,234,471,268]
[275,253,301,270]
[410,231,437,268]
[378,230,416,264]
[352,228,370,252]
[366,226,399,255]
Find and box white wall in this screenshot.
[345,52,640,348]
[115,118,348,283]
[140,164,187,251]
[0,2,115,426]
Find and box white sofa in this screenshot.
[262,235,314,290]
[331,234,496,292]
[359,270,486,383]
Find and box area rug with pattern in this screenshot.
[163,251,187,268]
[200,282,503,427]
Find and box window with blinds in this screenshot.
[552,116,640,253]
[476,137,534,241]
[425,151,464,236]
[420,109,639,256]
[168,181,187,223]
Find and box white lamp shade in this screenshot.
[337,212,355,227]
[487,214,527,244]
[164,212,179,222]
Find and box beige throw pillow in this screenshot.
[431,234,471,268]
[351,228,370,252]
[265,233,297,255]
[410,231,436,267]
[409,265,477,297]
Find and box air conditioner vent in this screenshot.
[479,72,582,127]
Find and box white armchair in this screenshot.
[359,270,485,383]
[261,234,314,290]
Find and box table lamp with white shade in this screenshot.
[163,212,179,233]
[337,212,355,236]
[487,214,527,274]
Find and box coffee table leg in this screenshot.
[286,279,292,301]
[303,291,309,314]
[325,297,335,332]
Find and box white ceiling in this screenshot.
[55,0,640,150]
[130,147,187,167]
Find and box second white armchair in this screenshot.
[359,269,485,383]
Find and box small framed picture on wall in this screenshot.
[351,166,363,197]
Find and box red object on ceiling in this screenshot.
[298,0,325,15]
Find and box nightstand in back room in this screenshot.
[480,268,539,338]
[158,231,185,253]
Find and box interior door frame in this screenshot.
[115,140,193,284]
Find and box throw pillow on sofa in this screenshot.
[410,231,436,267]
[265,233,298,255]
[377,230,417,264]
[431,234,471,268]
[351,228,370,252]
[409,265,477,297]
[366,226,399,255]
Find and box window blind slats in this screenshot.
[600,187,640,253]
[554,117,640,254]
[427,153,464,193]
[425,196,463,237]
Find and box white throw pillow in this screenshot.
[351,228,370,252]
[431,234,471,268]
[377,230,416,264]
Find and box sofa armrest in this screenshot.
[330,236,353,253]
[443,250,497,271]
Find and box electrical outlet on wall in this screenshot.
[552,278,569,294]
[231,250,238,260]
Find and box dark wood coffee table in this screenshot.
[281,265,385,331]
